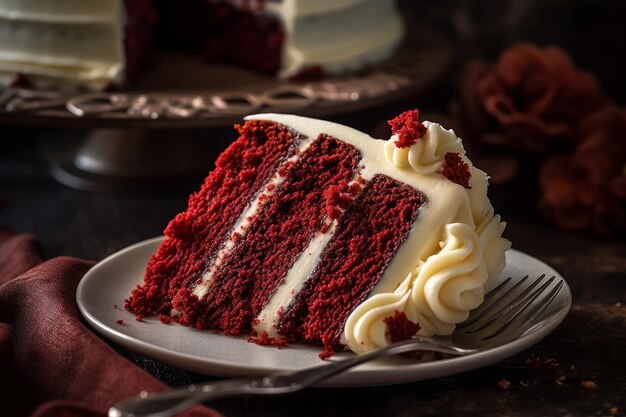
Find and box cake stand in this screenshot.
[0,23,454,192]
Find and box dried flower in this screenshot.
[478,43,608,153]
[539,106,626,236]
[458,43,608,155]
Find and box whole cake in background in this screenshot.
[0,0,157,91]
[125,108,511,358]
[0,0,405,91]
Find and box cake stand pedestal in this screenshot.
[49,128,230,193]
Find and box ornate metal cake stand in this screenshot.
[0,23,454,192]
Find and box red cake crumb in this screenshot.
[388,109,427,148]
[319,345,336,360]
[324,180,362,221]
[249,332,289,348]
[442,152,472,189]
[116,320,124,326]
[135,315,145,322]
[383,311,420,343]
[580,380,599,390]
[159,315,173,324]
[498,379,512,390]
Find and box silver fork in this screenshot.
[109,274,565,417]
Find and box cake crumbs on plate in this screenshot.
[498,379,512,390]
[580,380,599,390]
[159,314,173,324]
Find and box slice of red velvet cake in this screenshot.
[126,110,510,357]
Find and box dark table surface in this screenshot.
[2,1,626,414]
[1,103,625,417]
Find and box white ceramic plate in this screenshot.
[76,236,571,387]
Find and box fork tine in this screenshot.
[466,275,556,334]
[483,277,514,303]
[457,275,542,330]
[456,276,524,330]
[483,279,563,340]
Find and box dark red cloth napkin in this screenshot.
[0,227,224,417]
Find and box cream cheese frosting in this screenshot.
[0,0,125,91]
[264,0,405,78]
[0,0,404,90]
[243,113,510,354]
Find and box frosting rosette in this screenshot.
[410,222,488,335]
[476,213,510,288]
[343,272,415,354]
[344,220,509,352]
[384,122,466,175]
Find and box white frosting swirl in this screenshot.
[384,122,465,175]
[467,167,510,288]
[409,223,488,335]
[344,272,415,354]
[383,140,410,168]
[344,222,491,351]
[476,213,511,289]
[467,167,492,224]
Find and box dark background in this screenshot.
[1,1,625,416]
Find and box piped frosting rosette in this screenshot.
[384,121,465,174]
[344,117,511,354]
[345,223,490,353]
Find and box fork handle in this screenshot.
[108,377,270,417]
[109,338,479,417]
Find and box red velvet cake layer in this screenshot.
[126,121,299,316]
[122,0,159,88]
[155,0,284,74]
[278,174,427,350]
[182,135,362,334]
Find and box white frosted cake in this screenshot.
[0,0,404,91]
[0,0,156,91]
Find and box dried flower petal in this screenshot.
[540,106,626,236]
[476,43,607,154]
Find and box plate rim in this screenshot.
[76,236,572,387]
